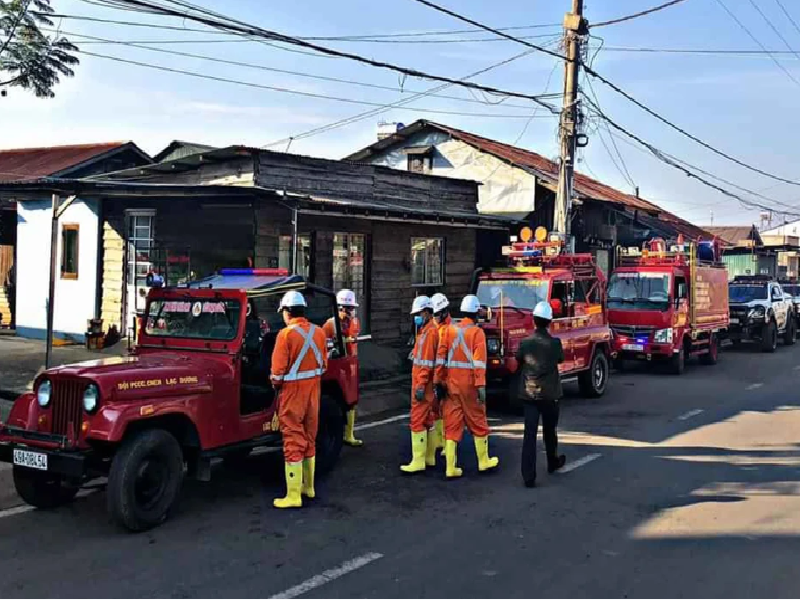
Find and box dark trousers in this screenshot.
[521,399,560,486]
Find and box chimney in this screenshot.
[377,121,405,141]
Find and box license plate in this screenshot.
[13,449,48,471]
[729,317,739,324]
[622,343,644,352]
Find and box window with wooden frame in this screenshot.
[411,237,444,286]
[60,224,79,280]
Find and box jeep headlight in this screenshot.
[83,384,99,413]
[653,328,673,343]
[748,306,766,320]
[487,337,500,355]
[37,379,51,408]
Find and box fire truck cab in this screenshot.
[0,269,358,531]
[472,227,613,404]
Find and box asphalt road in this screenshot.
[1,341,800,598]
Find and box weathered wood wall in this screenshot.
[100,208,125,331]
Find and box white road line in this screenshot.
[559,452,602,474]
[354,413,408,432]
[0,488,97,520]
[794,365,800,371]
[677,409,704,421]
[746,383,764,391]
[269,552,384,599]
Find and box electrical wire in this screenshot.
[409,0,800,187]
[746,0,800,62]
[598,45,800,55]
[774,0,800,39]
[40,27,562,108]
[591,0,691,28]
[76,48,558,120]
[74,0,561,113]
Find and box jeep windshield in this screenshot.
[476,279,549,310]
[145,298,242,340]
[607,272,671,311]
[729,284,768,303]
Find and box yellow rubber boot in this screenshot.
[445,439,463,479]
[344,408,363,447]
[474,436,499,472]
[435,419,446,457]
[425,428,438,467]
[302,456,316,499]
[401,430,428,473]
[274,461,303,509]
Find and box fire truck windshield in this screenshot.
[607,272,671,311]
[145,298,242,341]
[476,279,550,310]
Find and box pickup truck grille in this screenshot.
[51,378,84,439]
[611,325,655,338]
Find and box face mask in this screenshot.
[414,315,424,328]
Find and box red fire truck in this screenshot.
[608,238,729,374]
[472,227,613,403]
[0,269,359,531]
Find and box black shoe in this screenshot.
[548,455,566,474]
[524,479,536,488]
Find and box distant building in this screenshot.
[702,225,763,248]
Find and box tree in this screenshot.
[0,0,79,97]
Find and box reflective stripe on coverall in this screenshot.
[324,315,360,357]
[410,319,439,432]
[271,318,329,463]
[431,314,452,422]
[435,318,489,442]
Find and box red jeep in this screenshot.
[0,269,358,531]
[473,229,613,404]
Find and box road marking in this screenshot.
[559,452,602,473]
[561,376,578,384]
[677,409,704,421]
[794,365,800,371]
[0,488,97,520]
[269,552,384,599]
[354,413,408,432]
[746,383,764,391]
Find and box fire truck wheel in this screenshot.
[762,320,778,353]
[669,344,686,375]
[700,334,719,365]
[579,350,609,398]
[107,429,184,532]
[784,317,796,346]
[13,467,79,509]
[316,395,345,476]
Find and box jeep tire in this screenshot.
[315,394,345,476]
[108,429,184,532]
[784,316,796,346]
[13,467,79,509]
[579,350,609,398]
[762,320,778,353]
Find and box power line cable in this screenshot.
[79,0,561,113]
[598,45,800,55]
[774,0,800,39]
[591,0,691,28]
[746,0,800,62]
[409,0,800,187]
[42,27,562,108]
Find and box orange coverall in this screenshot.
[435,317,489,442]
[324,315,360,357]
[431,314,452,424]
[410,319,439,432]
[271,317,328,463]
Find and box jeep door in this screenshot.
[772,283,789,329]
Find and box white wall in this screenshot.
[367,131,537,218]
[763,220,800,237]
[16,198,99,340]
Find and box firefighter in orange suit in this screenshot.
[271,290,328,509]
[324,289,363,446]
[435,295,499,478]
[401,296,440,473]
[430,293,451,456]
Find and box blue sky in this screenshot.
[3,0,800,226]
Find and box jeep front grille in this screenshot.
[51,379,85,439]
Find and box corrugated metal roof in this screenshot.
[0,142,134,181]
[702,225,761,246]
[347,120,710,240]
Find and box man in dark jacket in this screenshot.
[515,300,567,487]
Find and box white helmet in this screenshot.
[533,300,553,321]
[277,290,307,312]
[410,295,433,314]
[431,293,449,313]
[460,295,481,314]
[336,289,359,307]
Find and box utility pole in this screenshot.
[553,0,587,239]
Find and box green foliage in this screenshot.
[0,0,79,97]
